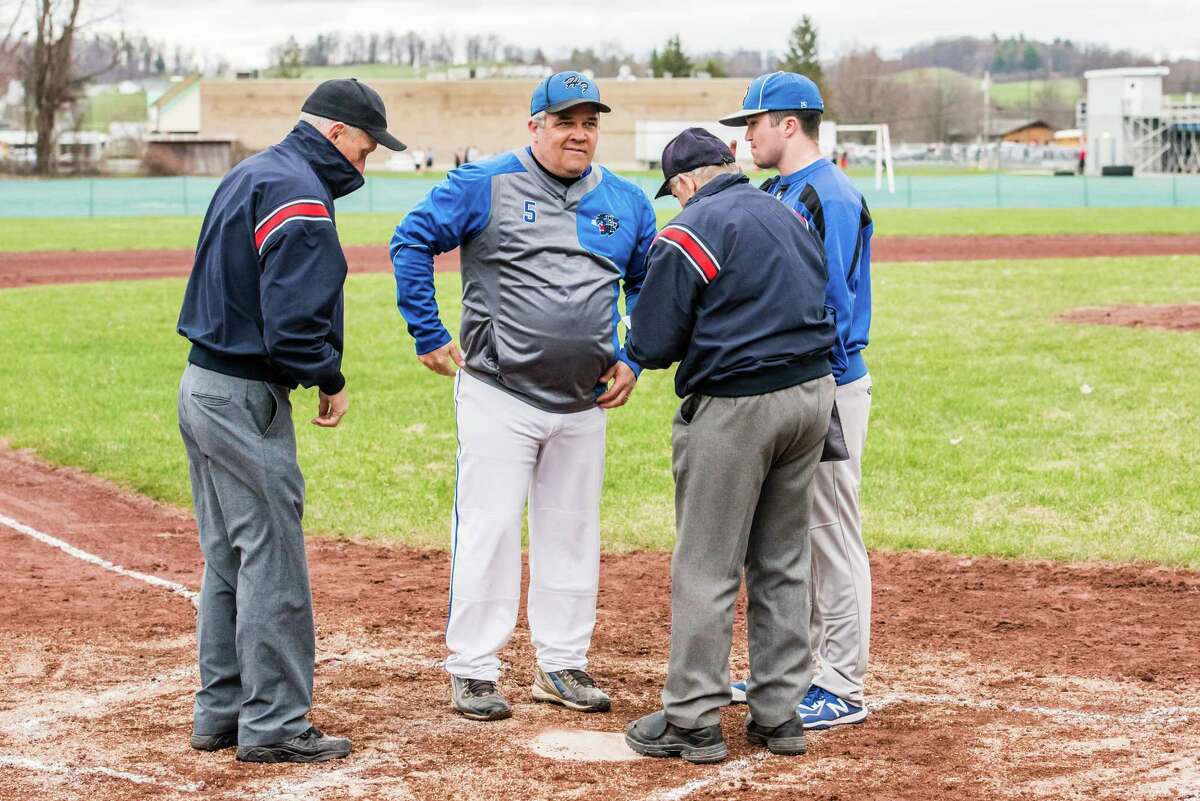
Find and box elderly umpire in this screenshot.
[176,79,404,762]
[624,129,835,763]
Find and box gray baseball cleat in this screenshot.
[531,666,612,712]
[450,675,513,721]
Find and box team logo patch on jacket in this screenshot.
[591,213,620,235]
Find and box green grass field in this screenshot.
[1,256,1198,566]
[989,77,1083,108]
[3,207,1200,253]
[82,89,148,132]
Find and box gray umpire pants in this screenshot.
[177,363,314,747]
[663,375,835,730]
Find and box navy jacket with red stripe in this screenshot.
[626,172,835,399]
[177,121,363,394]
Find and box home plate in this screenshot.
[528,728,642,762]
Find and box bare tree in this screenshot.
[0,0,28,85]
[827,48,905,124]
[23,0,114,174]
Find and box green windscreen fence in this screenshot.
[1,173,1198,217]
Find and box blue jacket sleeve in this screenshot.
[389,165,492,355]
[259,216,347,395]
[625,233,704,370]
[820,198,863,381]
[615,195,657,377]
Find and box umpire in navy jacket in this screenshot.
[624,129,835,763]
[176,79,404,763]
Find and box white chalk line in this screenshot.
[0,511,198,606]
[636,690,1200,801]
[870,691,1200,725]
[0,755,203,793]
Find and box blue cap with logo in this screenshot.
[530,71,611,116]
[718,71,824,126]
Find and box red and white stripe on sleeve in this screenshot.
[654,224,721,285]
[254,198,332,255]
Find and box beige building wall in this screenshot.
[200,78,750,169]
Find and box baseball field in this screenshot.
[1,203,1199,800]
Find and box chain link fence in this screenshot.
[1,172,1197,218]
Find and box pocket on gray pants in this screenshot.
[245,383,281,439]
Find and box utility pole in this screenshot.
[981,70,992,171]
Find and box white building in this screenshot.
[1083,66,1200,174]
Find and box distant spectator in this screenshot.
[425,148,435,169]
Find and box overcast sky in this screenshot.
[92,0,1200,69]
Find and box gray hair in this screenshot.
[298,111,366,138]
[669,162,741,193]
[530,111,547,128]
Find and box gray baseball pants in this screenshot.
[177,363,314,747]
[662,376,835,729]
[809,374,873,704]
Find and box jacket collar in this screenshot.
[685,171,748,207]
[517,147,599,203]
[282,122,365,200]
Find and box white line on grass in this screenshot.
[0,755,203,793]
[0,512,198,607]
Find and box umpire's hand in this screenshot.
[597,361,637,409]
[419,341,465,377]
[313,388,349,428]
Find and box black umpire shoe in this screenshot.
[236,726,351,763]
[744,714,808,755]
[189,730,237,752]
[624,710,727,764]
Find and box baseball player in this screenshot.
[177,79,405,761]
[721,72,875,730]
[390,71,657,722]
[623,129,835,763]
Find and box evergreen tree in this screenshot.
[650,35,692,78]
[780,15,823,86]
[701,57,727,78]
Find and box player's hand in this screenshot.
[597,361,637,409]
[418,341,465,377]
[312,388,348,428]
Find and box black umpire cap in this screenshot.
[655,127,735,198]
[302,78,406,151]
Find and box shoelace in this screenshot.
[300,726,323,740]
[560,670,596,688]
[465,679,499,697]
[800,687,823,708]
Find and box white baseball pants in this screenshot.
[445,370,607,682]
[808,373,873,704]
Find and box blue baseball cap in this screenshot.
[530,71,611,116]
[718,71,824,126]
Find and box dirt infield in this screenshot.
[4,233,1200,288]
[1059,303,1200,332]
[1,444,1198,801]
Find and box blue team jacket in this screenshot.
[763,159,872,385]
[390,147,657,413]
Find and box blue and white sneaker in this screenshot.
[795,685,823,713]
[732,682,824,709]
[797,686,868,730]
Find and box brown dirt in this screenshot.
[4,233,1200,289]
[1,444,1198,801]
[1059,303,1200,332]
